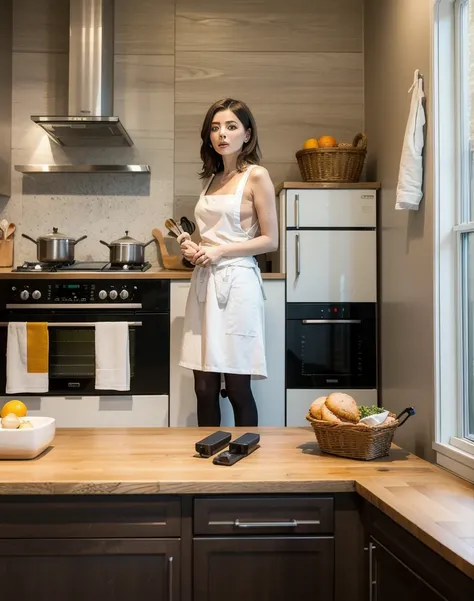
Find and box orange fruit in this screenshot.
[1,400,27,419]
[303,138,319,149]
[318,135,337,148]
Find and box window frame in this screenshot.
[433,0,474,481]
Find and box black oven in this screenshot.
[286,302,377,389]
[0,279,169,396]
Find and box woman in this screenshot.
[178,98,278,427]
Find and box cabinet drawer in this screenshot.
[194,495,333,535]
[0,495,181,538]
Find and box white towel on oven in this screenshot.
[6,322,49,393]
[95,322,130,391]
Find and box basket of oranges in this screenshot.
[295,133,367,183]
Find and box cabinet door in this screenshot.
[370,539,447,601]
[169,281,196,427]
[194,537,333,601]
[286,230,376,302]
[0,538,180,601]
[286,189,377,228]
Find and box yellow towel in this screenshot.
[26,322,49,373]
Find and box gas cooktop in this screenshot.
[12,261,152,273]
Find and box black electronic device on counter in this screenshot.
[229,433,260,455]
[195,430,231,457]
[213,433,260,466]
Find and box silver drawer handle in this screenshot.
[0,322,142,327]
[168,556,173,601]
[236,519,298,528]
[208,519,320,528]
[302,319,362,324]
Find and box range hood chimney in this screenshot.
[31,0,133,147]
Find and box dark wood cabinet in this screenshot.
[193,536,334,601]
[0,538,180,601]
[363,501,474,601]
[0,494,472,601]
[369,538,446,601]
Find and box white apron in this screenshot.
[179,165,267,378]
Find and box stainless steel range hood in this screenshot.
[31,0,133,147]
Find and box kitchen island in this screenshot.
[0,427,472,601]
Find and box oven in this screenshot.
[286,302,377,389]
[0,279,170,396]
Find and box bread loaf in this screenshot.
[325,392,360,423]
[309,396,327,420]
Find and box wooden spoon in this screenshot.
[152,228,193,271]
[6,223,15,239]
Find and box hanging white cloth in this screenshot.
[395,69,426,211]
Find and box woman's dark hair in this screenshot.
[199,98,261,179]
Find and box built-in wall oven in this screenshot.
[286,302,377,389]
[0,279,170,396]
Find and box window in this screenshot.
[433,0,474,481]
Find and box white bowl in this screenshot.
[0,416,56,459]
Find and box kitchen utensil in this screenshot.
[179,216,196,236]
[6,222,15,239]
[152,228,193,271]
[22,228,87,263]
[99,231,154,265]
[0,219,9,240]
[165,218,183,239]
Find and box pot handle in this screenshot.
[73,235,87,245]
[143,238,155,248]
[99,240,111,248]
[22,233,38,245]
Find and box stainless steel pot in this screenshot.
[22,228,87,263]
[100,231,154,265]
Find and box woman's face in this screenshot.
[209,109,250,158]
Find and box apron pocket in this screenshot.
[224,271,260,337]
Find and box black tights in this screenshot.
[193,370,258,427]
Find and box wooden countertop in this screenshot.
[0,267,285,280]
[274,181,381,194]
[0,427,472,579]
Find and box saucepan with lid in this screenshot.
[100,231,155,265]
[22,228,87,263]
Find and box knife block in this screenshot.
[0,239,13,267]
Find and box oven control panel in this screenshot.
[2,280,170,312]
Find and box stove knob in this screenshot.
[20,290,30,301]
[119,289,129,300]
[109,290,118,300]
[98,290,108,300]
[32,290,42,300]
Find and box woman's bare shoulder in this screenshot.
[248,165,272,184]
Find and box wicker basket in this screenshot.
[296,133,367,183]
[306,412,399,461]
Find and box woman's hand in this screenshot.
[180,239,200,263]
[192,246,222,267]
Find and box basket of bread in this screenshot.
[306,392,415,461]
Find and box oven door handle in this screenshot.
[301,319,362,324]
[0,322,142,327]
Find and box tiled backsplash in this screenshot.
[2,0,364,266]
